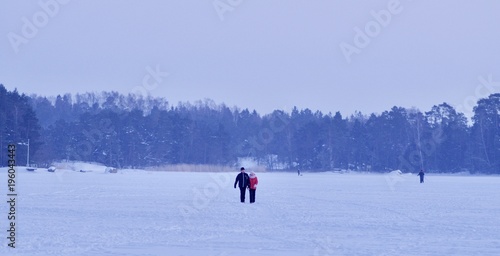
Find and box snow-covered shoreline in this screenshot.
[0,165,499,255]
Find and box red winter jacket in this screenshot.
[249,174,258,190]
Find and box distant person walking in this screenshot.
[234,167,250,203]
[297,169,301,176]
[418,170,425,183]
[249,172,259,203]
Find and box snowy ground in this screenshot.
[1,166,499,256]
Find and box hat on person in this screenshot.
[249,172,256,178]
[240,167,245,171]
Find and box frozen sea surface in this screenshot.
[1,167,499,256]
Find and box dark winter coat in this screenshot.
[234,172,250,189]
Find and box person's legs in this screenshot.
[239,187,246,202]
[249,189,256,203]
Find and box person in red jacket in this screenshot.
[249,171,258,203]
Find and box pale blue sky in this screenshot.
[1,0,499,119]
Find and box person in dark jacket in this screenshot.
[234,167,250,203]
[418,170,425,183]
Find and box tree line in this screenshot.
[1,84,499,173]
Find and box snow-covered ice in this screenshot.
[1,166,499,256]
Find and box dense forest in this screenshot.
[1,84,499,173]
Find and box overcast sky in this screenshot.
[1,0,499,119]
